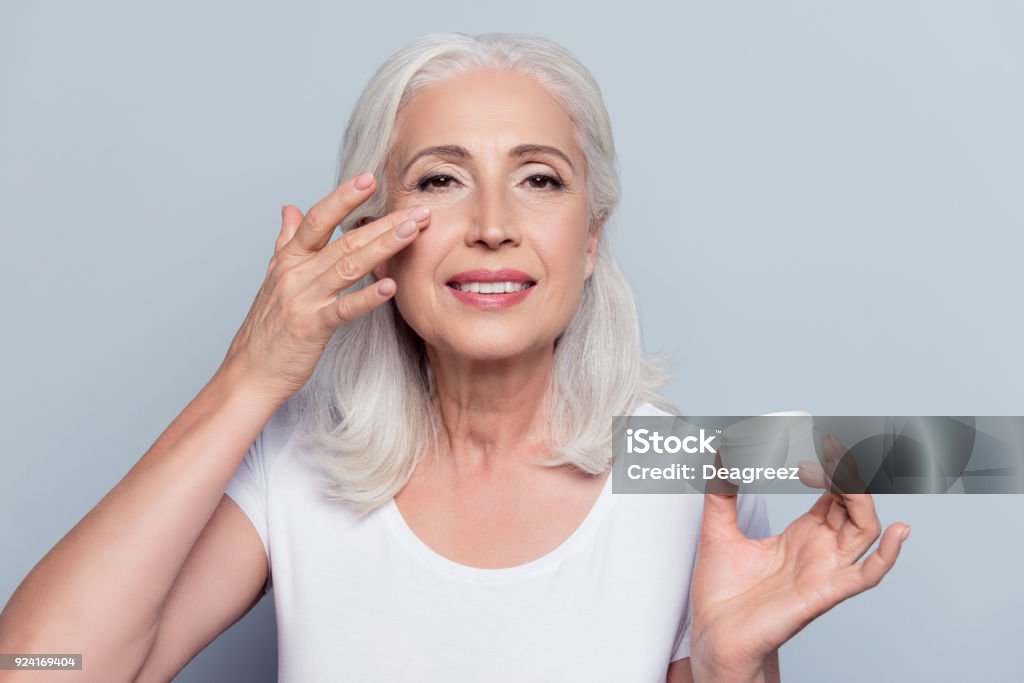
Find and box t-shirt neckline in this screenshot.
[381,469,617,583]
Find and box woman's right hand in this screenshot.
[220,171,430,404]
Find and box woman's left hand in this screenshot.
[688,435,911,682]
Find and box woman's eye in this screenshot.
[416,174,457,192]
[415,173,564,192]
[525,174,564,190]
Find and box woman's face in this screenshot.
[377,68,601,362]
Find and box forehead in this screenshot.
[390,69,582,168]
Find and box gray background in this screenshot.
[2,1,1021,680]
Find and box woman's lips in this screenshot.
[445,268,536,309]
[445,282,536,309]
[447,268,534,285]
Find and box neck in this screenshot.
[427,343,555,474]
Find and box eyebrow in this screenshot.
[400,143,576,177]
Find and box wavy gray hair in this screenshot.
[293,32,679,514]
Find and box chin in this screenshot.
[430,332,556,363]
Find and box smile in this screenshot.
[445,269,537,309]
[448,281,533,294]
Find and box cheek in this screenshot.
[393,208,466,273]
[387,234,449,296]
[540,232,591,278]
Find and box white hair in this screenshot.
[292,32,680,514]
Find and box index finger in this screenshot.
[288,172,376,254]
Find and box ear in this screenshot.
[584,212,606,279]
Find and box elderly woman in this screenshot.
[0,32,908,682]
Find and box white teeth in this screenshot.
[452,281,530,294]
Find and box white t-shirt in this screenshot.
[225,399,771,682]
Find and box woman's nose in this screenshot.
[465,183,520,249]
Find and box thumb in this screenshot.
[702,491,745,542]
[275,204,305,253]
[701,451,744,541]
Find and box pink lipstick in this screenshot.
[446,269,537,309]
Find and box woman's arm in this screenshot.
[0,173,425,681]
[132,493,271,681]
[0,364,280,681]
[667,650,780,683]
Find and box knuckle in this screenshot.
[266,255,286,278]
[338,230,360,253]
[274,266,303,292]
[334,296,357,324]
[333,254,362,282]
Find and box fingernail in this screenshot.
[394,219,418,239]
[353,172,374,190]
[281,205,286,220]
[377,280,395,296]
[900,526,911,543]
[406,205,430,222]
